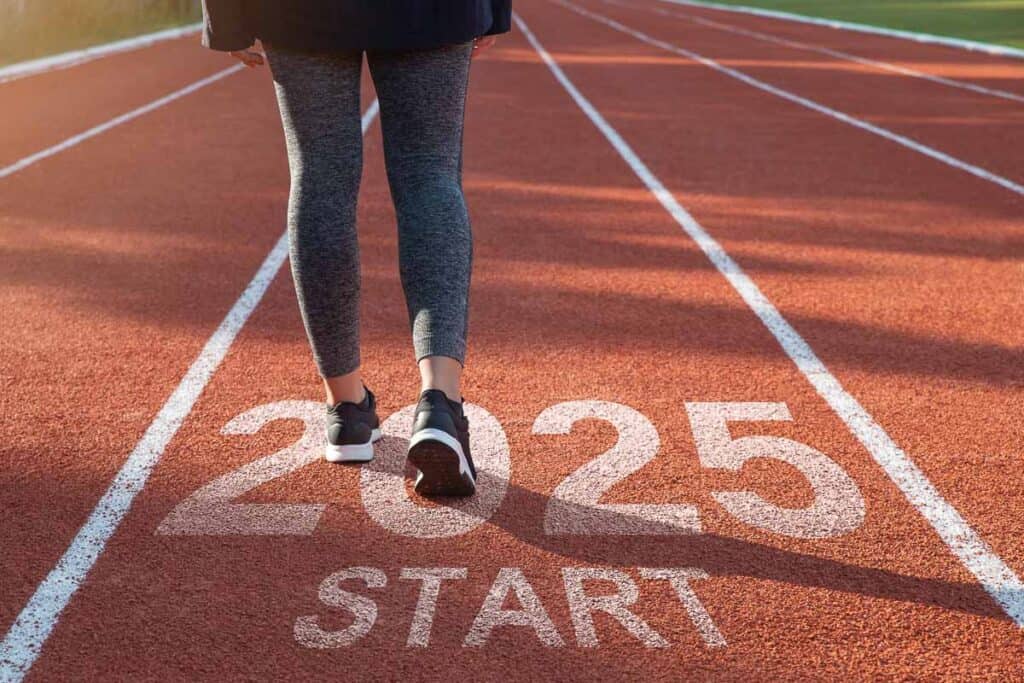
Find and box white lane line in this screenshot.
[656,0,1024,60]
[0,23,202,85]
[0,64,244,181]
[0,101,381,683]
[556,0,1024,196]
[607,0,1024,103]
[513,11,1024,626]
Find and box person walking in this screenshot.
[200,1,511,497]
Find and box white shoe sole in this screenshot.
[325,427,383,463]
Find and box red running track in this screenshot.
[1,0,1022,678]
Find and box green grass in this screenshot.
[682,0,1024,49]
[1,1,202,67]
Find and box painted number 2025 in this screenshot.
[156,400,865,539]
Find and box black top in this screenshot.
[201,1,512,52]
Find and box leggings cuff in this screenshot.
[414,338,466,367]
[318,353,362,379]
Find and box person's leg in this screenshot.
[264,45,367,406]
[367,42,475,403]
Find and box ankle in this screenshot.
[417,355,463,405]
[324,373,366,406]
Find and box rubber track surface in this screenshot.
[2,1,1022,678]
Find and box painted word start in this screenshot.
[295,566,726,649]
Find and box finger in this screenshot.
[230,49,263,67]
[477,37,497,51]
[241,50,264,67]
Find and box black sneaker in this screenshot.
[407,389,476,496]
[324,384,382,463]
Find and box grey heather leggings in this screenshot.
[264,41,474,378]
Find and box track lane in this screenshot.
[0,63,290,638]
[522,0,1024,609]
[17,9,1024,680]
[1,52,379,675]
[574,0,1024,188]
[0,65,245,180]
[649,0,1024,97]
[606,0,1024,103]
[0,35,235,168]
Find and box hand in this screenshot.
[230,42,265,68]
[471,35,497,59]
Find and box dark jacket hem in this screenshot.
[201,0,255,51]
[258,25,503,54]
[201,1,512,53]
[488,0,513,35]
